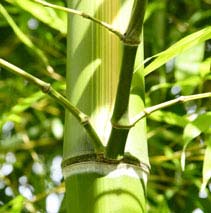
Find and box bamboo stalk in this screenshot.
[64,0,148,212]
[106,0,148,159]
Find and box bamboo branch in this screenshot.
[33,0,124,41]
[111,92,211,129]
[130,92,211,126]
[0,58,104,153]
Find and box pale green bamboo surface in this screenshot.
[64,0,123,158]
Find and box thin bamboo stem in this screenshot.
[130,92,211,127]
[105,45,138,158]
[33,0,124,41]
[106,0,147,159]
[124,0,148,45]
[0,58,104,152]
[112,92,211,129]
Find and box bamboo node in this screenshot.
[41,83,51,93]
[111,121,132,129]
[80,114,89,125]
[62,153,150,175]
[121,35,140,46]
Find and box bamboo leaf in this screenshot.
[183,123,201,143]
[181,123,201,171]
[6,0,67,34]
[144,26,211,76]
[181,112,211,171]
[174,43,205,81]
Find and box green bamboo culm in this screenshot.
[106,0,148,159]
[63,0,149,212]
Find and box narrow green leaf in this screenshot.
[183,112,211,144]
[144,26,211,76]
[183,123,201,143]
[181,123,200,171]
[181,112,211,171]
[175,43,205,81]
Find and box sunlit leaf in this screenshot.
[192,112,211,133]
[181,123,201,171]
[144,26,211,76]
[183,123,201,143]
[175,43,205,81]
[183,113,211,144]
[181,112,211,170]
